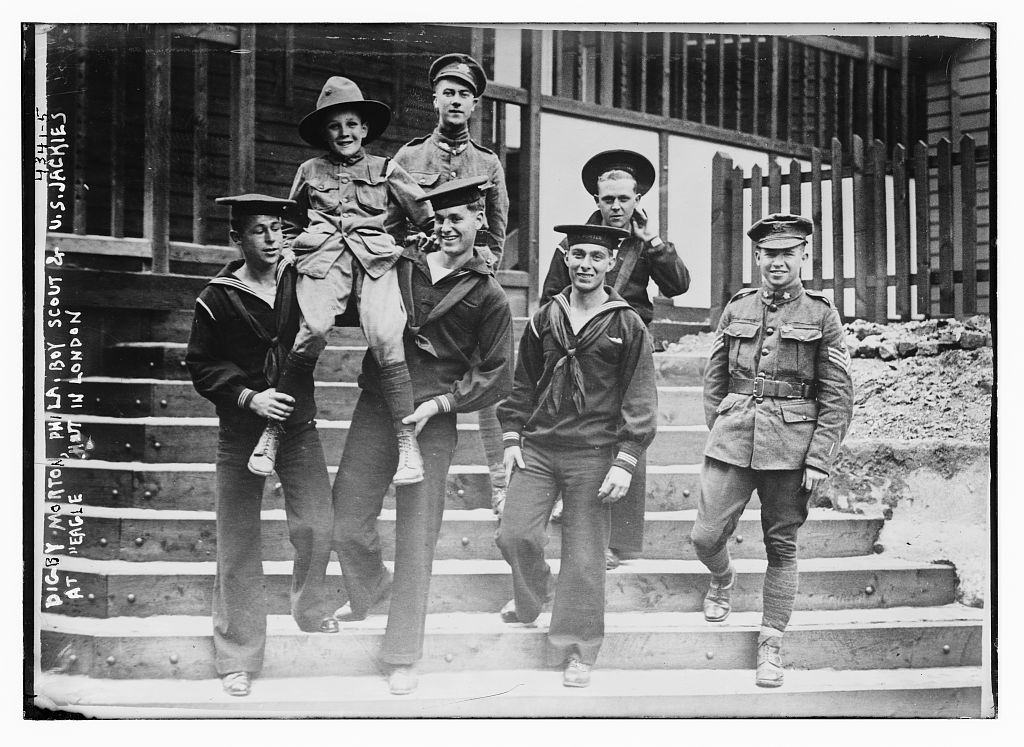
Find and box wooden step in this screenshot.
[55,460,710,512]
[103,342,709,387]
[41,556,958,618]
[33,666,986,717]
[44,507,881,563]
[47,415,710,465]
[71,378,707,425]
[39,606,983,680]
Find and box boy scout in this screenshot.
[393,53,511,514]
[186,195,338,698]
[248,76,434,487]
[328,176,513,695]
[497,224,658,688]
[540,150,691,569]
[692,213,854,688]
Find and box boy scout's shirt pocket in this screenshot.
[724,319,760,371]
[778,323,822,374]
[305,180,340,213]
[780,399,819,424]
[411,172,443,190]
[353,178,387,215]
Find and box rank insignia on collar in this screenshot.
[763,291,771,298]
[782,291,791,300]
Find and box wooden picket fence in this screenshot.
[709,134,990,326]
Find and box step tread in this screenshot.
[53,555,953,576]
[34,666,986,713]
[64,505,880,524]
[40,605,985,637]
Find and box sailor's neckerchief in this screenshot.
[538,290,632,416]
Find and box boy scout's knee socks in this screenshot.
[761,565,799,633]
[696,541,733,580]
[378,362,415,425]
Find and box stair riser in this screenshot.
[41,622,981,680]
[103,347,709,388]
[42,566,958,618]
[56,467,708,512]
[49,423,710,465]
[71,381,707,425]
[49,515,881,563]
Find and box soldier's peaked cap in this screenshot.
[554,224,630,251]
[298,77,391,148]
[748,212,813,250]
[430,53,487,96]
[416,175,491,210]
[581,149,656,196]
[215,194,296,219]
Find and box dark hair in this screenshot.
[229,213,257,235]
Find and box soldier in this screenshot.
[540,149,691,569]
[393,53,511,514]
[497,224,658,688]
[692,213,854,688]
[186,195,338,698]
[328,176,513,695]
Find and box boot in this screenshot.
[702,568,735,622]
[755,633,784,688]
[392,425,424,485]
[248,422,284,476]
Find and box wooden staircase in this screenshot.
[36,269,985,718]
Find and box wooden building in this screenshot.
[38,23,993,319]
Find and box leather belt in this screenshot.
[729,375,816,399]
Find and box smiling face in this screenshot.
[433,203,483,263]
[322,108,368,159]
[755,243,808,290]
[231,214,284,273]
[433,78,479,128]
[564,241,617,294]
[594,175,640,229]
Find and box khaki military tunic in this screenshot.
[703,284,854,474]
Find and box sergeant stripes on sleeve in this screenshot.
[827,345,851,374]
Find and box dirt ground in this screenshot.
[666,332,993,443]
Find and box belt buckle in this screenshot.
[752,376,766,398]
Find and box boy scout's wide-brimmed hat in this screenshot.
[417,175,491,210]
[747,213,813,250]
[554,224,630,252]
[429,53,487,96]
[581,149,656,196]
[298,77,391,148]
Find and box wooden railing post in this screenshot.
[521,29,543,309]
[960,134,978,314]
[469,27,486,143]
[810,147,823,290]
[871,139,889,321]
[729,163,745,290]
[851,135,870,319]
[192,40,209,246]
[913,141,931,317]
[937,138,955,314]
[830,138,846,318]
[143,24,171,274]
[230,24,257,195]
[710,152,734,328]
[892,143,912,320]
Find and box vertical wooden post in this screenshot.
[769,36,780,140]
[658,131,670,241]
[717,35,726,128]
[871,139,889,321]
[230,25,257,195]
[661,32,672,118]
[960,134,978,314]
[899,38,910,147]
[699,36,709,125]
[752,36,761,135]
[830,138,846,318]
[831,53,840,145]
[851,135,870,319]
[553,31,571,98]
[521,29,543,309]
[810,147,824,289]
[734,35,743,131]
[617,33,629,108]
[750,163,763,281]
[469,28,485,143]
[786,40,797,142]
[937,138,954,314]
[729,164,745,291]
[680,33,689,121]
[879,67,889,144]
[639,33,649,113]
[768,157,782,213]
[144,25,171,274]
[817,50,827,148]
[495,103,508,169]
[893,143,912,320]
[72,25,88,235]
[787,158,802,215]
[863,38,875,143]
[710,152,734,327]
[913,141,931,317]
[599,32,616,107]
[192,40,210,246]
[845,57,855,146]
[283,26,295,109]
[109,32,125,238]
